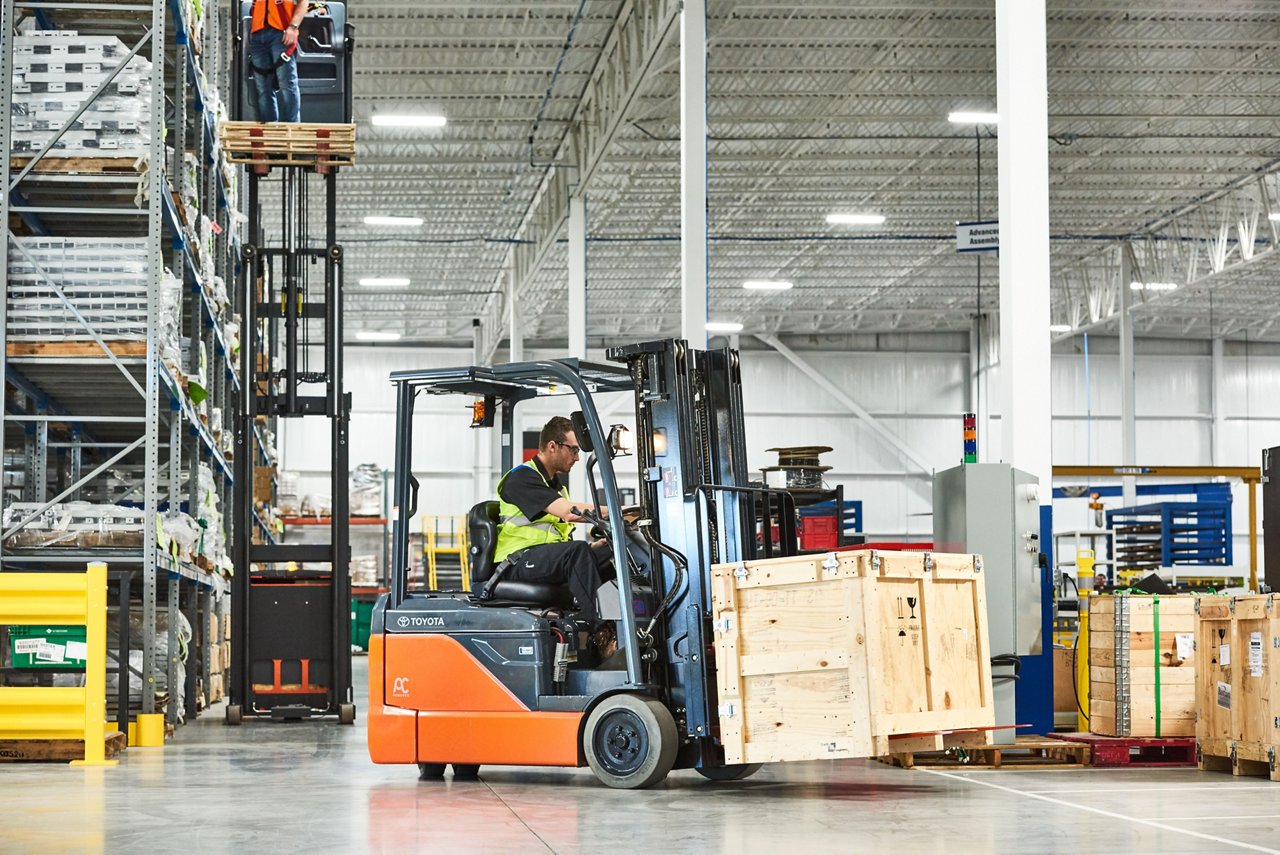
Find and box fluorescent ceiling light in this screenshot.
[1049,324,1073,333]
[1269,213,1280,222]
[949,110,999,124]
[359,277,410,287]
[706,321,744,333]
[371,114,446,128]
[356,331,401,342]
[826,213,885,226]
[1129,281,1178,291]
[742,279,794,291]
[363,215,423,227]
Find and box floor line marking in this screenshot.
[482,779,556,853]
[919,768,1280,855]
[1162,815,1280,822]
[1023,784,1280,795]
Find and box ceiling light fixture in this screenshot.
[355,331,402,342]
[363,215,423,227]
[1129,281,1178,292]
[706,321,744,333]
[1269,213,1280,222]
[826,213,885,226]
[359,277,410,287]
[742,279,794,291]
[1049,324,1073,333]
[371,114,447,128]
[948,110,999,124]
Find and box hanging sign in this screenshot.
[956,220,999,253]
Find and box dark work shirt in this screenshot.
[499,457,564,522]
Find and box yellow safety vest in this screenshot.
[494,461,573,561]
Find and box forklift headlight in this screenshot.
[607,424,634,458]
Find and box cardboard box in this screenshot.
[254,466,275,501]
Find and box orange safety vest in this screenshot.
[251,0,296,33]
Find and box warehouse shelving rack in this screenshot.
[0,0,244,731]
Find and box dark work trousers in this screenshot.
[507,539,615,622]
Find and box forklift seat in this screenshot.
[468,501,572,607]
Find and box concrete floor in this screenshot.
[3,658,1279,854]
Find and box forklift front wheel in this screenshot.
[418,763,446,780]
[338,704,356,725]
[225,704,242,726]
[451,763,480,780]
[696,763,762,782]
[583,694,677,790]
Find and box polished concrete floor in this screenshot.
[3,657,1279,854]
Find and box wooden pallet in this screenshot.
[219,121,356,168]
[0,731,126,762]
[1198,738,1280,782]
[1050,732,1196,767]
[9,155,144,175]
[6,341,147,358]
[879,735,1091,770]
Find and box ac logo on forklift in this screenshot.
[396,615,446,629]
[392,677,410,697]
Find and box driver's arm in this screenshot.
[545,496,601,523]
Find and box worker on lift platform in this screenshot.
[249,0,307,122]
[493,417,617,645]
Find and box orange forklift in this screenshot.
[366,339,800,788]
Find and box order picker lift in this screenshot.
[368,339,799,787]
[221,124,356,723]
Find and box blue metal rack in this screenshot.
[1106,500,1233,571]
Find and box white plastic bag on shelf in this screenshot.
[350,463,383,516]
[159,510,201,560]
[276,470,299,515]
[301,493,332,518]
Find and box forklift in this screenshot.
[367,339,800,788]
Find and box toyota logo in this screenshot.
[397,616,410,628]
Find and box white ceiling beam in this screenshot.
[479,0,682,362]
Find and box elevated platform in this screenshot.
[218,122,356,169]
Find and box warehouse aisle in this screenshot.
[1,656,1277,854]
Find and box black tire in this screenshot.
[583,694,677,789]
[451,763,480,780]
[418,763,446,780]
[225,704,242,726]
[338,703,356,725]
[696,764,762,782]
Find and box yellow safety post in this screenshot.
[1074,550,1094,733]
[0,562,118,766]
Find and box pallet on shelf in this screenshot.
[5,341,148,358]
[0,731,126,762]
[8,155,144,175]
[879,736,1089,770]
[1050,732,1196,767]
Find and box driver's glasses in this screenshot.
[557,442,581,455]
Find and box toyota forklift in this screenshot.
[367,339,799,788]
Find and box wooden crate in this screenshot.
[1089,594,1197,737]
[711,550,994,765]
[1195,595,1280,781]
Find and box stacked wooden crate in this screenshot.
[1196,595,1280,781]
[1089,595,1197,737]
[710,549,994,765]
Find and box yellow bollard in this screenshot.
[71,563,117,767]
[134,714,166,747]
[1074,550,1095,733]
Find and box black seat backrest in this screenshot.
[467,500,500,583]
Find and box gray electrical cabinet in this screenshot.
[934,463,1044,742]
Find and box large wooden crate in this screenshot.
[711,550,994,765]
[1088,594,1197,737]
[1195,595,1280,781]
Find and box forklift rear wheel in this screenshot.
[696,764,762,782]
[225,704,242,726]
[338,704,356,725]
[451,763,480,780]
[583,694,677,790]
[418,763,446,780]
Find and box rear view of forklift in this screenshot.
[367,339,796,788]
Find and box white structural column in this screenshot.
[680,0,708,347]
[996,0,1052,492]
[1211,337,1226,465]
[507,269,524,362]
[1119,248,1137,505]
[568,194,587,359]
[970,314,992,462]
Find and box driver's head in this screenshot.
[539,416,580,475]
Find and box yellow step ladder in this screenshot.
[422,515,471,592]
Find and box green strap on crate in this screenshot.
[1152,593,1161,738]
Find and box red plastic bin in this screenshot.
[798,515,839,550]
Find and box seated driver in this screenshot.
[494,416,616,625]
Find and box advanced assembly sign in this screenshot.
[956,220,999,253]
